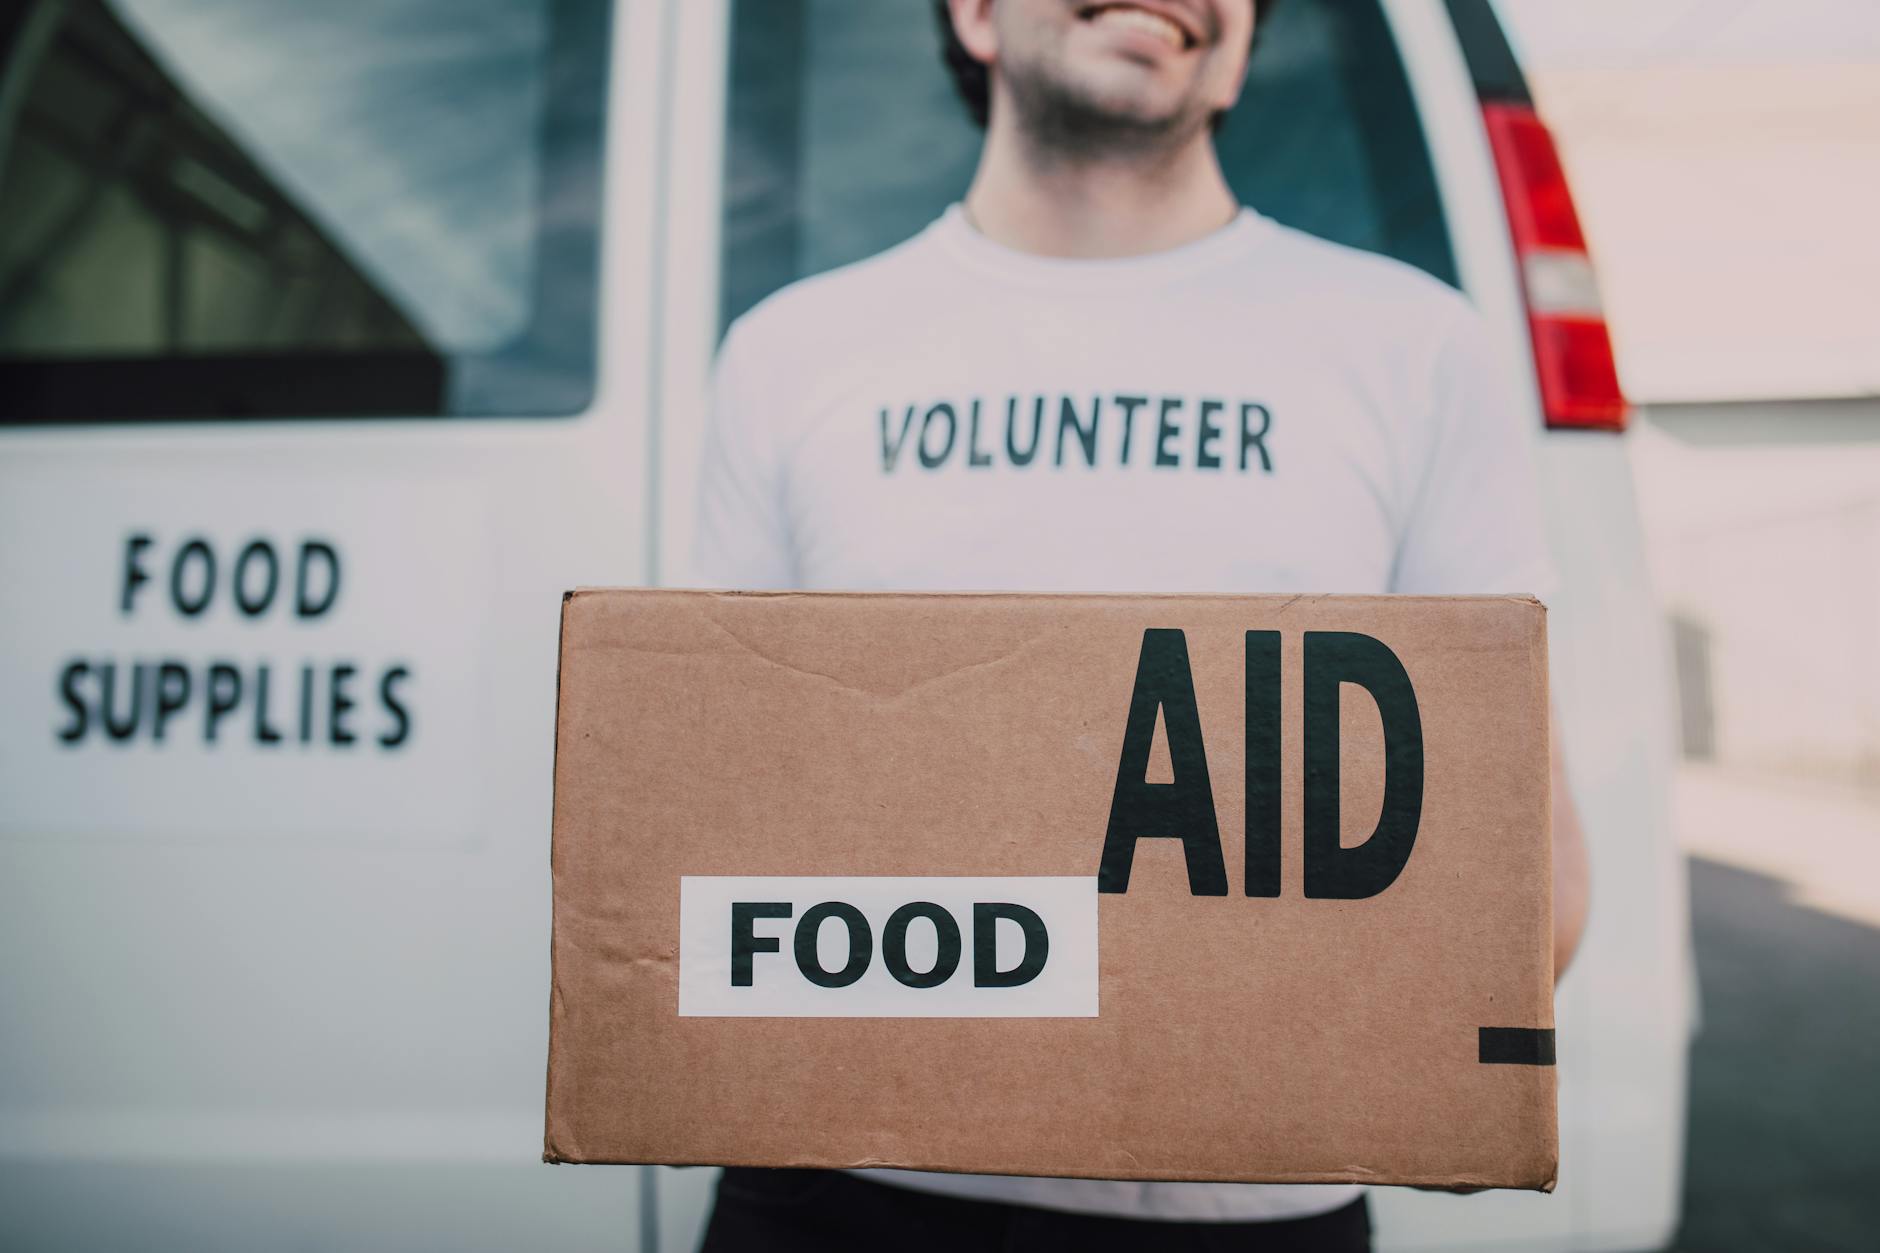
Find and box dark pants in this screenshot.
[699,1168,1372,1252]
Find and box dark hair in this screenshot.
[932,1,1278,129]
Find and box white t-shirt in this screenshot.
[689,204,1557,1223]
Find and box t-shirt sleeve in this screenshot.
[1389,306,1560,601]
[688,321,797,589]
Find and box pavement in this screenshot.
[1673,768,1880,1252]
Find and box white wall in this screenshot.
[1633,404,1880,784]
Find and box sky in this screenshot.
[1495,0,1880,70]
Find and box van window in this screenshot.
[0,0,609,421]
[721,0,1456,332]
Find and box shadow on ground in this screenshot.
[1676,857,1880,1252]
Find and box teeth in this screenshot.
[1092,6,1187,50]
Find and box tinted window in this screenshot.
[0,0,609,421]
[722,0,1454,332]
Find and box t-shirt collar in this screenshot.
[926,201,1274,290]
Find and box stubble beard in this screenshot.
[1002,59,1213,168]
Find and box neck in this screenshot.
[961,102,1239,259]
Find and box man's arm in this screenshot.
[1390,303,1589,982]
[689,322,796,589]
[1552,712,1590,980]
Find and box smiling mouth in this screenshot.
[1077,4,1197,52]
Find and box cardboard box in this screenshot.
[545,589,1557,1190]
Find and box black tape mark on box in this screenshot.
[1478,1027,1556,1065]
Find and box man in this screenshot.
[691,0,1590,1247]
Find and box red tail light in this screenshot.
[1482,102,1629,431]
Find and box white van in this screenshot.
[0,1,1687,1249]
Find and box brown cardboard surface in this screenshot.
[545,589,1556,1190]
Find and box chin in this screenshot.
[1060,69,1190,125]
[1005,49,1208,143]
[1072,89,1193,132]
